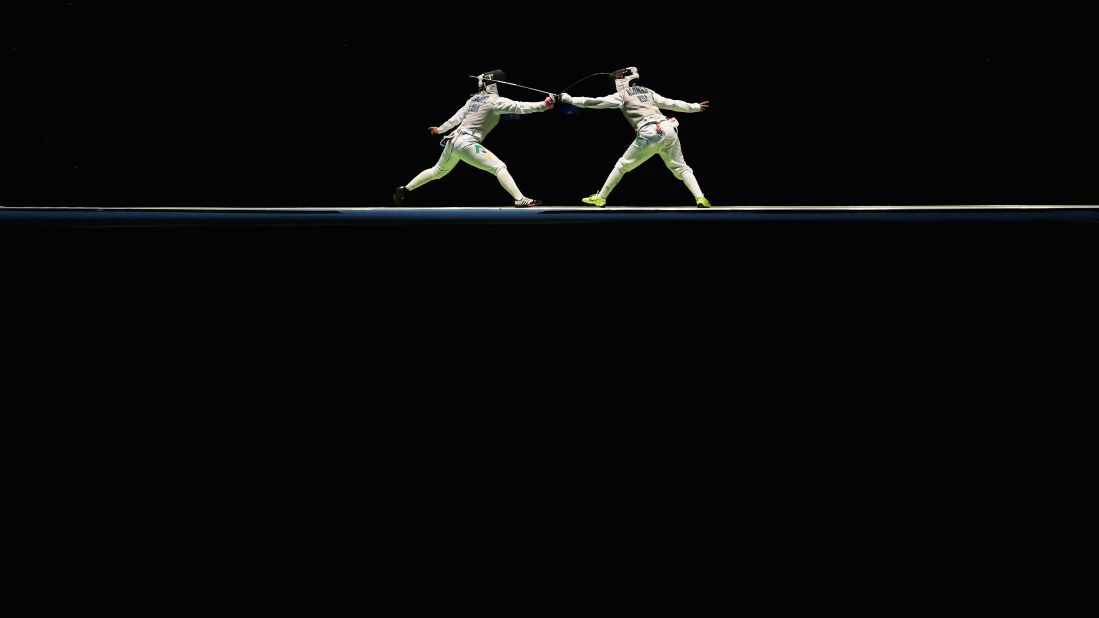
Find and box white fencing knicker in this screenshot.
[413,130,506,181]
[597,117,704,200]
[404,130,529,202]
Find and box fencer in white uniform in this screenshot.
[561,67,712,207]
[393,70,553,207]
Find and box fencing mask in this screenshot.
[611,67,640,93]
[476,69,507,95]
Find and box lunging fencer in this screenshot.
[393,70,554,207]
[561,67,712,207]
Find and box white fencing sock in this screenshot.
[495,168,524,201]
[682,170,704,200]
[598,166,626,198]
[407,167,439,191]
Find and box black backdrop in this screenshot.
[4,1,1098,383]
[5,2,1097,208]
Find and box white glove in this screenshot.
[560,93,573,104]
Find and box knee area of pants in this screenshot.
[493,164,508,175]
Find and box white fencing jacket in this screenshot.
[565,87,702,131]
[437,93,549,143]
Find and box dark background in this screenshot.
[4,2,1097,208]
[2,3,1095,413]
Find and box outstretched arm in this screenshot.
[494,96,554,114]
[560,92,625,109]
[650,91,708,113]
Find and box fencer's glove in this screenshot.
[560,93,573,105]
[544,96,555,110]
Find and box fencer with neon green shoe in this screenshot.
[696,197,712,208]
[582,194,607,207]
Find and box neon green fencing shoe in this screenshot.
[582,194,607,207]
[696,197,712,208]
